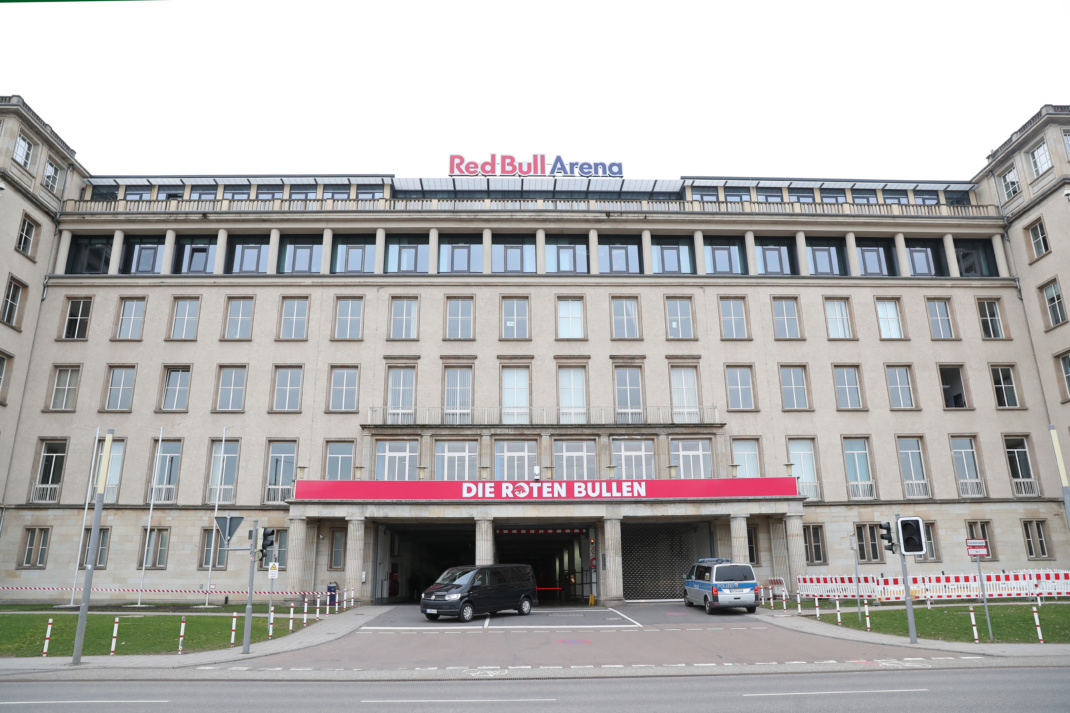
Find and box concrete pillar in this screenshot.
[360,524,375,601]
[785,514,806,592]
[428,228,439,274]
[160,229,176,275]
[715,520,732,559]
[55,230,72,275]
[214,229,228,275]
[588,229,599,274]
[713,433,730,479]
[602,517,624,603]
[943,233,960,278]
[894,233,909,277]
[770,519,790,584]
[345,516,366,600]
[641,229,653,275]
[992,234,1009,277]
[539,432,552,479]
[267,228,280,275]
[475,518,495,565]
[844,232,859,277]
[693,231,706,275]
[374,228,386,274]
[795,231,809,277]
[108,230,123,274]
[321,228,333,275]
[656,434,670,478]
[730,515,749,564]
[536,229,546,275]
[744,231,758,275]
[286,517,312,595]
[482,228,492,274]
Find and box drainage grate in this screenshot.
[621,523,698,600]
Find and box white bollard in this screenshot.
[864,600,871,632]
[316,596,321,621]
[303,597,308,627]
[1033,606,1044,643]
[42,618,53,657]
[760,587,765,608]
[289,603,294,633]
[350,588,354,608]
[110,617,119,655]
[782,591,787,610]
[815,598,820,620]
[343,590,348,611]
[796,592,802,615]
[178,616,186,654]
[835,598,842,626]
[335,591,339,614]
[230,612,237,647]
[969,606,979,643]
[926,587,932,611]
[268,606,275,640]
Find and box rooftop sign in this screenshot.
[449,154,623,178]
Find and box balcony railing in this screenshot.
[366,405,721,427]
[148,484,176,503]
[30,484,59,503]
[903,480,931,498]
[957,479,987,498]
[103,484,119,504]
[797,481,821,500]
[265,485,293,503]
[1012,478,1040,497]
[848,481,876,500]
[205,484,234,504]
[61,197,1002,219]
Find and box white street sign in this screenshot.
[966,538,989,557]
[268,562,279,579]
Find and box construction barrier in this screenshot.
[767,577,788,601]
[797,570,1070,602]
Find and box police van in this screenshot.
[683,558,758,614]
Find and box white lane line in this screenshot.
[731,627,748,630]
[260,667,283,671]
[903,658,926,661]
[196,667,218,670]
[608,607,644,627]
[686,628,702,631]
[930,657,956,660]
[228,667,250,670]
[694,663,717,667]
[533,608,611,613]
[414,667,438,670]
[508,666,531,669]
[540,665,562,669]
[786,661,809,664]
[601,664,624,668]
[754,662,778,665]
[483,617,491,629]
[744,689,928,697]
[631,664,655,667]
[288,668,313,671]
[362,626,483,631]
[361,700,556,704]
[0,703,169,706]
[485,624,640,629]
[571,665,593,669]
[813,660,837,663]
[959,656,984,659]
[663,664,686,667]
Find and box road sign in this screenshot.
[966,538,989,557]
[215,515,244,546]
[268,562,279,579]
[589,557,596,568]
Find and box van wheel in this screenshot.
[424,613,440,621]
[745,606,757,614]
[518,597,532,615]
[704,598,714,615]
[684,594,694,607]
[458,602,475,623]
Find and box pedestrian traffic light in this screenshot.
[897,516,926,556]
[878,522,896,553]
[260,528,275,560]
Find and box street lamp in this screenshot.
[203,426,234,607]
[67,426,100,608]
[133,424,165,607]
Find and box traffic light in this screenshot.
[878,522,896,553]
[898,516,926,556]
[260,528,276,561]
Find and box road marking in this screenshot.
[931,657,956,660]
[361,700,555,704]
[0,702,170,706]
[744,689,928,697]
[664,663,686,667]
[903,658,926,661]
[959,656,984,659]
[508,666,531,669]
[414,667,437,670]
[731,627,748,630]
[601,664,624,668]
[288,668,312,671]
[814,660,837,663]
[686,628,702,630]
[755,662,777,665]
[786,661,808,664]
[571,665,593,668]
[665,628,680,631]
[694,663,717,667]
[483,617,491,629]
[196,666,218,670]
[608,607,644,627]
[539,665,562,669]
[631,664,654,667]
[260,667,283,671]
[228,667,250,670]
[363,626,483,631]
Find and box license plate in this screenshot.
[426,608,437,614]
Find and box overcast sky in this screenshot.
[5,0,1067,181]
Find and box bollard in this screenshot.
[1037,594,1042,608]
[814,598,820,620]
[926,587,932,611]
[782,591,787,610]
[230,612,237,647]
[335,593,339,614]
[864,600,871,632]
[1033,606,1044,643]
[289,603,294,633]
[110,617,119,655]
[303,597,309,627]
[969,606,979,643]
[760,587,765,608]
[796,592,801,615]
[835,598,842,626]
[268,606,275,640]
[343,591,348,611]
[42,618,53,657]
[178,616,186,654]
[316,596,321,621]
[350,588,354,608]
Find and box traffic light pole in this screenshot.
[895,512,918,644]
[976,554,994,641]
[242,519,257,654]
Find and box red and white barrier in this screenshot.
[969,606,979,643]
[42,618,52,657]
[110,617,119,655]
[767,577,788,601]
[798,570,1070,602]
[1033,606,1044,643]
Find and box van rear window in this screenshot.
[713,565,754,582]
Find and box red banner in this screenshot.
[294,478,798,502]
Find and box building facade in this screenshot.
[2,96,1069,604]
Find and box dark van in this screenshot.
[421,564,537,622]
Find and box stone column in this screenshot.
[641,229,653,275]
[360,526,375,601]
[428,228,439,274]
[345,516,366,601]
[286,517,312,596]
[482,228,493,274]
[991,234,1009,277]
[785,514,806,593]
[267,228,281,275]
[588,229,599,274]
[374,228,386,274]
[160,229,176,275]
[535,229,546,275]
[321,228,333,275]
[795,231,809,276]
[943,233,960,278]
[744,231,758,275]
[894,233,909,277]
[844,232,859,277]
[55,230,72,275]
[475,518,495,565]
[715,520,732,558]
[770,519,789,583]
[693,231,706,275]
[214,229,228,275]
[656,433,670,478]
[602,517,624,604]
[108,230,124,275]
[713,433,729,479]
[730,515,749,564]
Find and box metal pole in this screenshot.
[852,535,862,622]
[206,426,228,606]
[267,538,277,629]
[70,428,100,606]
[976,555,994,641]
[242,519,257,654]
[137,427,163,607]
[1046,426,1070,534]
[896,512,918,645]
[72,429,113,664]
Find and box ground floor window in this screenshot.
[80,527,110,569]
[329,528,346,569]
[854,523,884,563]
[199,528,227,569]
[20,527,50,569]
[746,526,759,565]
[915,522,940,563]
[803,524,825,564]
[1023,520,1050,559]
[139,527,169,569]
[966,520,996,561]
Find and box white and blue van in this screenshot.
[683,557,758,614]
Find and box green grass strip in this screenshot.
[822,603,1070,643]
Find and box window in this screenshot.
[501,298,529,339]
[614,366,643,424]
[174,237,216,274]
[834,366,862,409]
[927,299,954,339]
[558,367,586,424]
[120,239,163,275]
[150,440,181,503]
[94,438,125,504]
[157,185,186,201]
[915,523,940,563]
[756,188,783,202]
[67,237,112,274]
[279,240,321,274]
[855,524,883,563]
[81,528,110,569]
[161,367,190,411]
[335,297,363,339]
[50,366,80,410]
[13,133,33,168]
[273,367,303,411]
[824,299,852,339]
[857,241,895,276]
[223,185,250,200]
[726,366,755,410]
[746,527,759,565]
[886,366,915,409]
[105,366,136,410]
[330,530,346,569]
[386,367,415,424]
[1023,521,1050,559]
[545,239,588,274]
[772,298,800,339]
[789,439,818,499]
[991,366,1019,408]
[279,298,309,340]
[807,240,845,276]
[720,298,747,339]
[200,528,227,569]
[803,525,825,565]
[329,366,359,412]
[439,241,481,274]
[190,186,219,200]
[723,187,750,202]
[966,520,995,560]
[1043,281,1067,327]
[266,441,296,502]
[224,298,254,340]
[788,188,814,203]
[732,439,760,478]
[385,238,429,273]
[876,299,903,339]
[670,366,700,422]
[1006,437,1038,497]
[598,240,641,274]
[851,189,877,204]
[613,439,655,479]
[32,441,66,503]
[376,440,419,480]
[16,216,37,256]
[495,440,538,480]
[820,188,846,203]
[216,366,246,411]
[844,439,874,499]
[492,240,536,274]
[207,440,239,504]
[705,240,745,275]
[913,190,938,205]
[1029,141,1052,177]
[139,528,169,569]
[170,298,200,340]
[1029,221,1050,259]
[939,366,969,408]
[671,439,712,479]
[897,437,929,498]
[1000,167,1020,200]
[555,440,597,480]
[882,190,908,204]
[502,366,530,424]
[288,184,316,200]
[116,298,146,340]
[611,297,639,339]
[666,298,693,339]
[557,298,584,339]
[779,366,809,410]
[325,442,355,481]
[20,528,50,569]
[446,298,473,339]
[1062,354,1070,399]
[952,437,985,497]
[652,241,693,274]
[756,243,793,275]
[1,278,24,328]
[0,351,7,404]
[435,440,478,480]
[444,366,472,424]
[978,300,1004,339]
[333,238,375,274]
[229,240,268,274]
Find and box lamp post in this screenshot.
[204,426,233,607]
[67,426,100,607]
[72,429,114,664]
[135,425,164,607]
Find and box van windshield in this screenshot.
[714,565,755,582]
[435,568,475,585]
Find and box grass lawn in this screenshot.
[819,602,1070,643]
[0,612,316,657]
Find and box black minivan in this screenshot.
[421,564,537,622]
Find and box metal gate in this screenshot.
[621,523,699,601]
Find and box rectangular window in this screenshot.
[978,300,1004,339]
[1043,281,1067,327]
[67,237,112,274]
[329,530,346,570]
[14,133,33,168]
[652,243,692,274]
[927,299,954,339]
[161,366,191,410]
[1,278,24,328]
[32,440,66,503]
[772,298,799,339]
[139,527,170,569]
[225,298,254,340]
[614,366,643,424]
[493,241,536,274]
[788,188,814,202]
[279,241,321,274]
[376,440,419,480]
[94,439,124,504]
[952,436,985,497]
[440,242,479,274]
[821,188,846,203]
[886,366,915,409]
[876,299,903,339]
[824,299,852,339]
[386,239,429,274]
[1023,521,1050,559]
[37,158,60,190]
[756,188,783,202]
[1000,167,1020,200]
[613,439,655,479]
[599,242,641,274]
[0,352,6,403]
[665,298,693,339]
[1029,141,1052,177]
[170,298,200,340]
[435,440,478,481]
[502,298,529,339]
[174,237,215,274]
[746,527,759,565]
[329,366,359,412]
[557,298,585,339]
[882,190,908,204]
[446,297,473,339]
[897,437,929,498]
[502,366,530,424]
[1006,437,1038,497]
[80,527,110,569]
[612,297,639,339]
[335,297,363,339]
[390,298,418,339]
[670,366,700,423]
[20,528,50,568]
[16,216,37,256]
[217,366,246,411]
[116,298,146,340]
[966,520,995,560]
[940,366,969,408]
[720,298,747,339]
[732,439,760,478]
[779,366,809,410]
[444,366,472,424]
[105,366,136,410]
[555,440,597,480]
[207,440,239,504]
[915,522,940,563]
[545,240,587,274]
[333,240,374,274]
[200,528,227,569]
[495,440,538,480]
[279,298,309,339]
[844,439,874,499]
[726,366,755,410]
[834,366,862,409]
[386,367,416,424]
[273,367,303,411]
[671,439,711,479]
[855,524,883,563]
[789,439,818,499]
[325,442,355,481]
[705,240,745,275]
[1062,354,1070,399]
[558,367,586,424]
[991,366,1019,408]
[803,525,825,564]
[230,241,268,274]
[50,366,80,410]
[1029,221,1050,259]
[150,440,181,503]
[266,441,296,502]
[757,243,792,275]
[858,244,893,276]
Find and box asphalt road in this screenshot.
[2,668,1068,712]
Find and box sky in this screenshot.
[4,0,1068,181]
